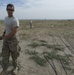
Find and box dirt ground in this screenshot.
[0,20,74,75]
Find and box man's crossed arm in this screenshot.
[0,26,18,40]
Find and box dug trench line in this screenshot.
[58,35,74,65]
[64,36,74,50]
[41,36,59,75]
[52,36,69,75]
[59,35,74,54]
[43,54,58,75]
[42,35,65,75]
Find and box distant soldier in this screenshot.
[29,20,32,28]
[0,4,21,75]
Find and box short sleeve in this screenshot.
[13,18,19,28]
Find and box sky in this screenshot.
[0,0,74,20]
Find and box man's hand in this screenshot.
[0,36,3,40]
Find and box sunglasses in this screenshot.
[7,9,14,11]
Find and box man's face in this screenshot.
[7,6,14,16]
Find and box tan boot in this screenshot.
[0,70,7,75]
[11,67,18,75]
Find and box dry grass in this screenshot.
[17,20,74,41]
[0,20,74,39]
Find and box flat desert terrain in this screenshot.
[0,20,74,75]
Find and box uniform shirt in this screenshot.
[4,16,19,37]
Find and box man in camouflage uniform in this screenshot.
[0,4,21,75]
[29,20,32,28]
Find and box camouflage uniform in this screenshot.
[29,21,32,28]
[2,37,21,71]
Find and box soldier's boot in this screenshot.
[11,61,18,75]
[0,70,7,75]
[11,67,18,75]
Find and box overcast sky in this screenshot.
[0,0,74,19]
